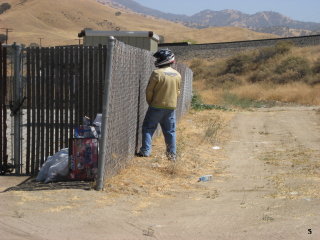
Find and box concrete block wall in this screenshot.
[161,35,320,60]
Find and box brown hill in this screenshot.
[0,0,278,46]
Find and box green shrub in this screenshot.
[191,93,228,111]
[223,93,275,108]
[275,56,311,79]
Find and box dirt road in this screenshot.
[1,106,319,240]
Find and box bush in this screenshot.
[312,58,320,74]
[271,70,304,84]
[207,73,242,88]
[254,41,293,64]
[275,56,311,79]
[222,53,254,75]
[305,74,320,85]
[191,93,228,111]
[0,3,11,14]
[249,67,272,83]
[274,41,294,54]
[0,34,6,43]
[189,59,208,81]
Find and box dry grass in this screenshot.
[190,45,320,106]
[230,83,320,105]
[261,146,320,199]
[194,82,320,106]
[103,110,233,199]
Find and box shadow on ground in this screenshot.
[3,177,93,192]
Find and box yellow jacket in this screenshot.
[146,67,181,109]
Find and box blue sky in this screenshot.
[133,0,320,23]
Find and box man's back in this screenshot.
[146,66,181,109]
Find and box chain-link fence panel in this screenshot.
[102,40,193,179]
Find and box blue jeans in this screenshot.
[140,107,176,157]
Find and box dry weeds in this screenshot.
[261,146,320,200]
[230,83,320,105]
[104,110,233,200]
[191,45,320,107]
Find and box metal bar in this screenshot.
[100,46,107,112]
[93,46,99,116]
[54,47,59,153]
[26,48,31,174]
[64,47,69,147]
[59,47,64,149]
[0,44,3,167]
[96,36,115,191]
[69,46,74,138]
[49,47,54,156]
[74,46,79,127]
[13,43,22,174]
[35,47,41,173]
[83,46,88,119]
[78,46,84,124]
[31,47,36,175]
[3,46,7,168]
[40,47,45,166]
[98,45,103,112]
[88,46,94,119]
[45,47,50,161]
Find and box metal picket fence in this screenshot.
[22,45,108,175]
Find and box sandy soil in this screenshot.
[0,106,320,240]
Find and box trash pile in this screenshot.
[36,114,102,183]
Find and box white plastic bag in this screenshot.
[93,113,102,138]
[36,148,69,183]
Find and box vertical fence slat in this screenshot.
[49,47,55,156]
[69,46,74,138]
[97,46,102,114]
[79,46,84,124]
[0,44,3,168]
[59,47,64,150]
[40,48,45,166]
[45,47,50,161]
[64,47,70,147]
[35,47,41,172]
[83,46,88,119]
[31,48,36,175]
[88,46,94,119]
[26,49,31,174]
[74,46,79,127]
[54,47,60,153]
[2,46,7,167]
[93,46,99,115]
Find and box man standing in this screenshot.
[137,49,181,161]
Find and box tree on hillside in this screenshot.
[0,34,7,43]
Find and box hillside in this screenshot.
[100,0,320,37]
[0,0,277,46]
